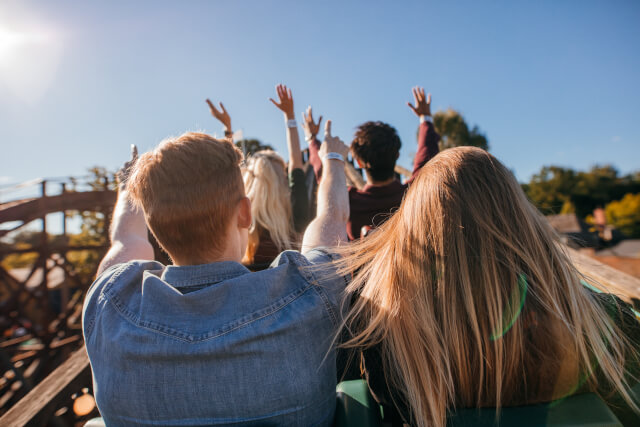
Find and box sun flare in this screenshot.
[0,26,47,62]
[0,23,63,103]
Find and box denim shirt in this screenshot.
[82,249,348,426]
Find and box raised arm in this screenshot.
[97,146,154,276]
[406,86,440,184]
[270,84,303,173]
[206,99,233,142]
[302,121,350,252]
[302,106,324,182]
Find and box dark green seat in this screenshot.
[334,379,639,426]
[334,380,382,427]
[448,393,622,427]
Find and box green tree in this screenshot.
[523,166,577,215]
[605,193,640,238]
[235,139,273,156]
[523,165,640,218]
[433,108,489,151]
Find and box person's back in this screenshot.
[83,127,351,426]
[84,252,343,426]
[337,147,640,426]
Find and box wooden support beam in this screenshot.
[0,346,90,427]
[566,247,640,301]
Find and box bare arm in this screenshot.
[270,84,303,173]
[97,147,153,276]
[302,121,350,252]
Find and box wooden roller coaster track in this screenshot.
[0,178,116,425]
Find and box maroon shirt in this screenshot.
[309,120,440,239]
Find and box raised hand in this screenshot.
[407,87,431,117]
[319,120,349,159]
[206,99,232,131]
[302,106,323,141]
[117,144,138,190]
[269,84,295,118]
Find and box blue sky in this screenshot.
[1,0,639,199]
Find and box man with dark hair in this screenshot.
[305,87,440,239]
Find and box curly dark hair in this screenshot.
[351,121,401,182]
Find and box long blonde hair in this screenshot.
[338,147,637,426]
[242,150,295,263]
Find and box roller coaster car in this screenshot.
[84,380,639,426]
[335,379,640,427]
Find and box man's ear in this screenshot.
[237,197,252,229]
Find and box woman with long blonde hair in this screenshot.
[207,84,309,265]
[242,149,297,264]
[338,146,639,426]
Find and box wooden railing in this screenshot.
[0,347,91,426]
[568,247,640,303]
[1,248,639,426]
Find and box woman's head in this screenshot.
[340,147,634,426]
[242,150,294,263]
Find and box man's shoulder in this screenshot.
[269,249,345,286]
[92,260,165,294]
[83,260,164,336]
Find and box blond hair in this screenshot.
[338,147,637,426]
[242,150,295,263]
[128,132,244,263]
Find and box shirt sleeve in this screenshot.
[289,168,310,233]
[302,248,350,323]
[307,138,323,183]
[406,121,441,185]
[82,262,126,340]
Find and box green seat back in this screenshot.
[448,393,622,427]
[335,380,382,427]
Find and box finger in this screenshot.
[308,107,314,123]
[130,144,138,160]
[407,102,418,113]
[208,102,221,116]
[324,120,332,138]
[275,84,283,100]
[206,99,218,113]
[317,115,323,127]
[412,88,419,105]
[416,87,424,103]
[219,102,227,114]
[427,93,431,105]
[287,87,292,100]
[302,111,307,122]
[269,98,280,108]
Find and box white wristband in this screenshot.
[323,152,344,162]
[420,115,433,123]
[286,119,297,128]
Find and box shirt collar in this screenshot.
[160,261,250,288]
[361,179,405,194]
